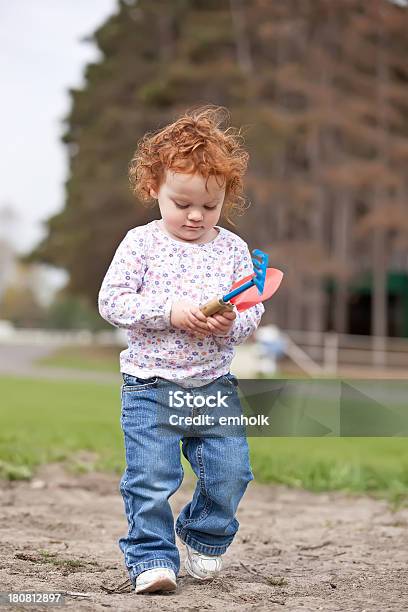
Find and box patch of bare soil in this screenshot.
[1,460,407,612]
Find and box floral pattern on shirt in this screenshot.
[98,220,264,385]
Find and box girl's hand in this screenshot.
[170,300,237,339]
[171,300,211,339]
[206,309,236,336]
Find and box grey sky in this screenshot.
[0,0,117,254]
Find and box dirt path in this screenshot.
[1,462,407,612]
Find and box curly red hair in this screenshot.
[129,105,249,225]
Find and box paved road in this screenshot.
[0,343,120,384]
[0,342,260,383]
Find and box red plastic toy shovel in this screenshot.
[228,267,284,312]
[200,267,284,316]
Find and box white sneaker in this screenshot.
[184,543,223,580]
[135,567,177,594]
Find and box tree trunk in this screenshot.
[371,1,389,338]
[306,123,326,333]
[333,191,352,333]
[372,221,387,336]
[157,8,175,64]
[229,0,253,76]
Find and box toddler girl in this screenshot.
[98,105,264,594]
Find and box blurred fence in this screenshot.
[0,325,407,377]
[282,330,408,375]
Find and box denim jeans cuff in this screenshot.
[128,558,178,584]
[176,527,231,556]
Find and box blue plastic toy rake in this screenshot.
[200,249,272,316]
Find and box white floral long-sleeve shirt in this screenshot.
[98,220,264,387]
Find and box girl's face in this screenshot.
[150,170,226,243]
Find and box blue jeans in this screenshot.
[118,372,254,585]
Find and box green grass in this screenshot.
[249,437,408,506]
[0,375,407,506]
[0,375,123,478]
[37,345,119,372]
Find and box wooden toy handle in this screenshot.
[200,298,235,317]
